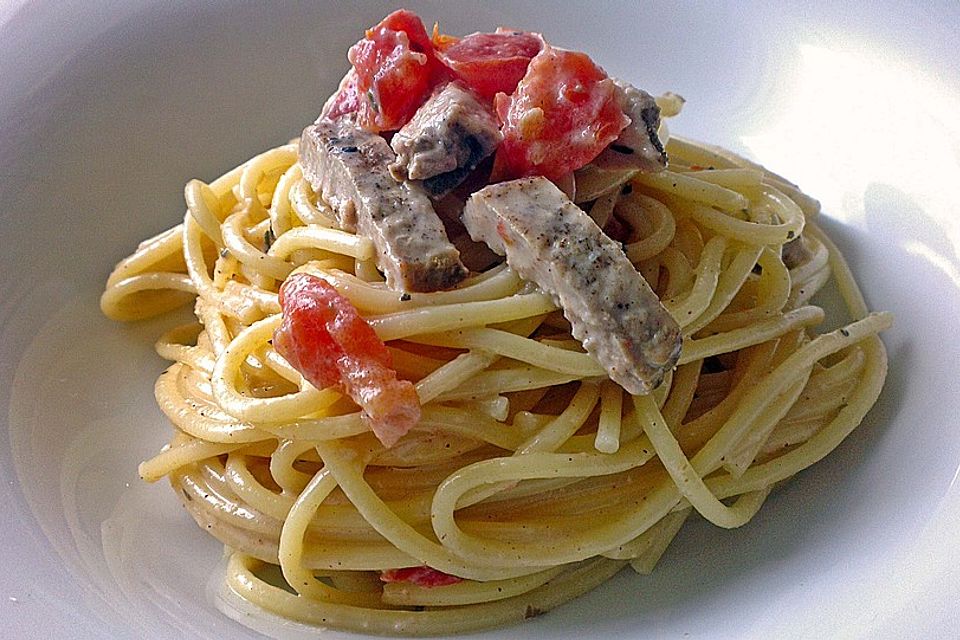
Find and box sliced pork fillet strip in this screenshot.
[462,176,681,393]
[299,118,468,292]
[592,79,668,173]
[389,82,502,198]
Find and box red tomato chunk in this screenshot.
[381,566,463,587]
[439,30,542,100]
[323,69,364,122]
[323,10,634,181]
[273,273,421,447]
[325,9,446,131]
[494,44,629,180]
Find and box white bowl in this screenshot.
[2,1,960,638]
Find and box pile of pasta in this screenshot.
[101,117,890,635]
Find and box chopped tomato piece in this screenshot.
[274,273,421,447]
[381,566,463,587]
[494,44,630,180]
[376,9,438,54]
[325,10,447,131]
[322,69,363,121]
[438,30,542,100]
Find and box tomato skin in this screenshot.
[274,274,421,447]
[322,11,632,181]
[321,69,363,129]
[325,10,447,131]
[348,30,431,131]
[439,31,542,100]
[494,45,629,180]
[376,9,438,55]
[381,566,463,587]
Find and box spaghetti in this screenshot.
[100,15,890,636]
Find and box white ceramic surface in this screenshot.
[2,1,960,638]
